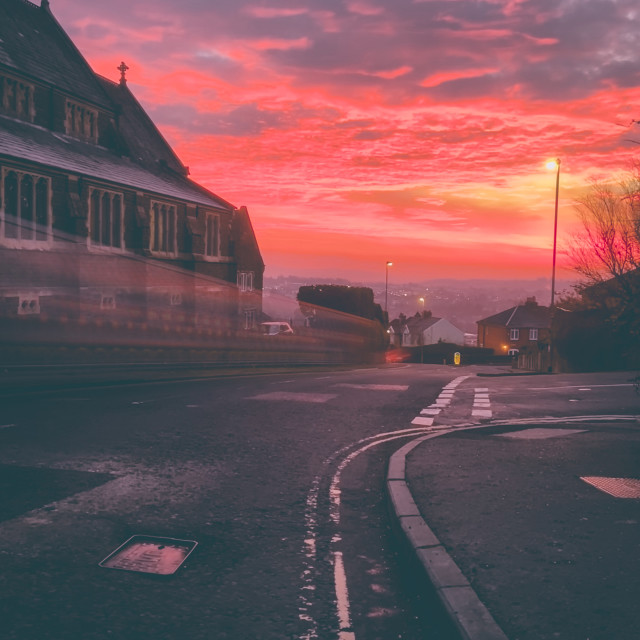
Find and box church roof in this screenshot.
[0,113,233,210]
[0,0,113,110]
[97,76,186,176]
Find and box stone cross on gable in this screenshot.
[118,61,129,85]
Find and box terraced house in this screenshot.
[0,0,264,352]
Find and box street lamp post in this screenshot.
[546,158,561,308]
[385,261,393,322]
[546,158,561,373]
[419,296,425,313]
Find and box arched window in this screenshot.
[152,203,160,251]
[3,171,18,239]
[35,179,48,241]
[1,168,50,244]
[112,195,122,248]
[150,201,177,255]
[101,192,111,245]
[90,190,101,244]
[206,213,220,257]
[237,271,254,292]
[20,174,34,240]
[1,76,35,121]
[64,99,97,142]
[88,188,124,249]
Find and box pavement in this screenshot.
[387,418,640,640]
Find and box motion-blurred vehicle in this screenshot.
[260,322,294,336]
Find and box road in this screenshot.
[0,365,637,640]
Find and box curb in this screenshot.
[387,434,509,640]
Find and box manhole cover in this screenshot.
[580,477,640,499]
[100,535,197,575]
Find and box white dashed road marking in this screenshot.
[472,387,492,419]
[410,375,470,428]
[334,384,409,391]
[411,416,434,426]
[249,392,337,403]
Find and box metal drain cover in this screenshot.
[100,535,197,575]
[580,477,640,499]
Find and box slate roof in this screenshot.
[478,302,550,329]
[97,76,186,176]
[0,113,233,210]
[0,0,113,110]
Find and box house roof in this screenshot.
[478,301,550,329]
[0,113,233,210]
[406,315,441,333]
[0,0,113,110]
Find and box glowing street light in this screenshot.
[385,261,393,321]
[547,158,561,308]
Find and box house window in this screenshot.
[150,201,177,255]
[0,76,35,121]
[89,189,123,249]
[65,100,97,142]
[509,328,520,341]
[529,328,538,341]
[237,271,254,292]
[1,168,51,246]
[205,213,219,257]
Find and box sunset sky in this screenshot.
[51,0,640,283]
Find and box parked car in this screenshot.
[260,322,294,336]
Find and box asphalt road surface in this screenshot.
[0,364,637,640]
[0,363,462,640]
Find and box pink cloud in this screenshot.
[47,0,640,283]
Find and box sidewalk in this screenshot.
[388,419,640,640]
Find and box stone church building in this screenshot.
[0,0,265,357]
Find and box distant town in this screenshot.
[262,275,577,335]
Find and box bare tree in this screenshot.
[570,168,640,304]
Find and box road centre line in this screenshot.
[299,427,431,640]
[328,431,436,640]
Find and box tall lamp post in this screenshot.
[385,261,393,322]
[546,158,561,308]
[546,158,561,373]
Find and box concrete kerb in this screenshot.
[386,432,509,640]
